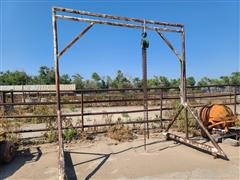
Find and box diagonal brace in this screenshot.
[58,22,95,58]
[186,105,228,159]
[156,30,182,61]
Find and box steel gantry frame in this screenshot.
[51,6,228,180]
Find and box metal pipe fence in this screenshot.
[0,84,239,134]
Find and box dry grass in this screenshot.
[107,119,135,142]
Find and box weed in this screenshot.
[69,105,77,112]
[63,117,78,142]
[0,110,21,143]
[44,129,57,143]
[122,112,129,118]
[63,128,77,142]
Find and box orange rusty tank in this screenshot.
[199,104,238,137]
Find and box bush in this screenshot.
[63,128,77,142]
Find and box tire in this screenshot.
[0,140,16,164]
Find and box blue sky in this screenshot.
[0,0,239,80]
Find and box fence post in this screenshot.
[159,89,163,128]
[234,85,237,116]
[10,90,14,103]
[81,91,84,131]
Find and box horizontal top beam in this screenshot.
[53,6,184,28]
[56,15,182,33]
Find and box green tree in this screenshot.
[60,74,71,84]
[148,76,160,87]
[230,72,240,85]
[91,72,101,82]
[37,66,55,84]
[91,72,102,89]
[132,77,142,88]
[0,70,31,85]
[111,70,132,88]
[72,74,84,89]
[169,78,180,87]
[197,77,211,86]
[159,76,170,87]
[186,76,196,87]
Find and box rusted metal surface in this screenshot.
[234,86,237,115]
[159,89,163,128]
[58,23,94,57]
[52,8,66,180]
[0,92,239,106]
[1,102,238,120]
[142,42,149,150]
[163,132,228,160]
[181,28,189,139]
[186,105,228,159]
[12,118,172,134]
[199,104,238,137]
[54,6,184,28]
[81,92,84,132]
[156,30,182,61]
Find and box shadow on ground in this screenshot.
[65,140,180,180]
[0,147,42,179]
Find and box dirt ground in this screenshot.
[1,133,239,180]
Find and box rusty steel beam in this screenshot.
[52,8,66,180]
[163,132,228,160]
[156,31,182,61]
[58,23,94,57]
[2,102,239,119]
[53,6,184,28]
[159,89,163,128]
[234,86,237,115]
[56,15,183,33]
[12,118,172,134]
[81,92,84,131]
[142,43,148,150]
[0,92,239,107]
[186,105,227,159]
[181,28,189,138]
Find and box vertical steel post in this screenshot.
[159,89,163,128]
[81,91,84,131]
[234,85,237,115]
[10,90,14,103]
[2,92,6,103]
[52,8,66,180]
[181,27,188,138]
[142,47,149,143]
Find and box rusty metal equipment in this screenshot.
[51,6,232,179]
[0,131,16,164]
[199,104,239,139]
